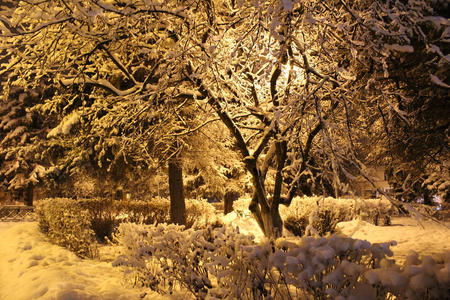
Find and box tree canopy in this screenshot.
[0,0,448,237]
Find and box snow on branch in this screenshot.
[60,78,139,96]
[430,74,450,88]
[47,111,80,138]
[0,17,73,37]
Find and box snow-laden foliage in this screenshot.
[113,223,256,298]
[36,197,220,243]
[36,198,98,258]
[1,0,448,237]
[423,166,450,202]
[114,197,171,225]
[113,222,450,299]
[77,198,119,241]
[186,198,223,229]
[0,85,59,200]
[233,196,392,237]
[281,197,393,237]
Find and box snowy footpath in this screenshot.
[0,222,172,300]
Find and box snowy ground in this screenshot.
[0,222,173,300]
[336,217,450,264]
[0,215,449,299]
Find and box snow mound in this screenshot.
[0,222,170,300]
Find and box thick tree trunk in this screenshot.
[168,156,186,226]
[247,161,283,240]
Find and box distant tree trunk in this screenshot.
[115,189,124,200]
[423,189,433,206]
[25,185,33,206]
[168,156,186,226]
[224,191,239,214]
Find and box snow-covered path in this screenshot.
[0,222,171,300]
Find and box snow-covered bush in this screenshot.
[113,223,256,298]
[115,197,221,228]
[36,196,224,250]
[186,198,222,229]
[355,198,393,226]
[365,250,450,299]
[77,198,117,241]
[115,197,171,225]
[114,222,449,299]
[36,198,98,258]
[281,197,393,237]
[232,197,253,217]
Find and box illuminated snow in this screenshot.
[0,214,449,299]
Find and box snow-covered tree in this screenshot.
[0,84,48,205]
[1,0,448,237]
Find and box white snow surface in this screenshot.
[336,217,450,264]
[0,222,171,300]
[1,215,449,299]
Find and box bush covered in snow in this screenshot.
[114,197,171,225]
[280,197,393,237]
[113,223,256,298]
[111,221,450,299]
[77,198,118,241]
[186,198,222,229]
[232,197,253,217]
[113,222,450,299]
[36,198,98,258]
[36,197,220,245]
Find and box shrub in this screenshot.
[112,222,450,299]
[280,197,346,237]
[232,197,253,217]
[112,223,256,299]
[35,198,98,258]
[186,198,222,229]
[36,196,223,251]
[280,197,393,237]
[356,198,393,226]
[77,198,117,242]
[115,197,171,225]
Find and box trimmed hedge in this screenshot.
[280,197,393,237]
[35,198,98,258]
[35,197,220,250]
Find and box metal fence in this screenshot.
[0,205,36,221]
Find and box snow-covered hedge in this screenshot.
[36,197,220,245]
[36,198,98,258]
[113,223,450,299]
[186,198,222,229]
[233,196,393,237]
[280,197,393,237]
[77,198,118,241]
[114,197,171,225]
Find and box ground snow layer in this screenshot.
[0,216,449,299]
[0,222,171,300]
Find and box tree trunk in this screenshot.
[168,156,186,226]
[224,191,239,214]
[25,184,34,206]
[247,162,283,240]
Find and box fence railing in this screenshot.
[0,205,36,221]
